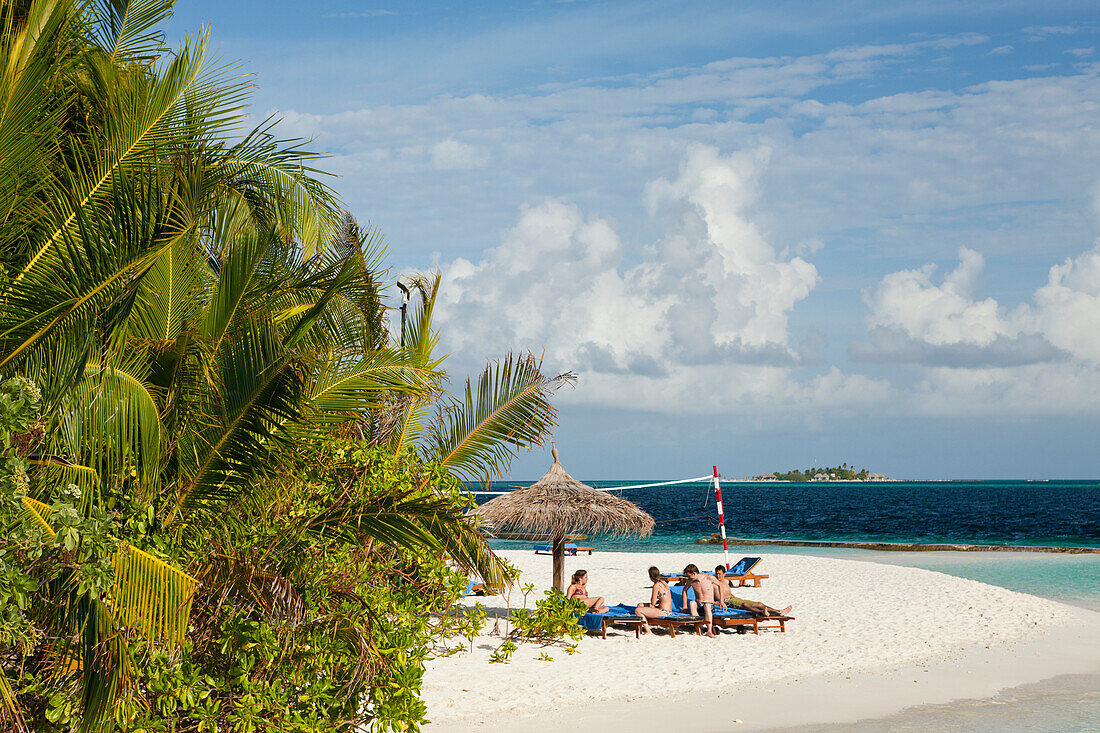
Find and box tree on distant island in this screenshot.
[758,465,873,481]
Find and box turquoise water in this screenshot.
[778,674,1100,733]
[489,537,1100,609]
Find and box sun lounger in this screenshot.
[660,557,768,588]
[578,604,645,638]
[724,556,769,588]
[669,586,758,634]
[534,542,595,555]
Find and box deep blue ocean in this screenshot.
[475,479,1100,549]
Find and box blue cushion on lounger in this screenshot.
[670,585,695,613]
[727,557,761,576]
[578,603,641,631]
[669,585,750,619]
[534,543,580,553]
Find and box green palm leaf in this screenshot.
[7,31,248,292]
[424,354,574,485]
[91,0,174,64]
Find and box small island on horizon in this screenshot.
[738,464,892,482]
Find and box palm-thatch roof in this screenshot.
[472,447,654,538]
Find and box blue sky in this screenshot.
[168,1,1100,479]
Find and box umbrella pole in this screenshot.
[552,534,566,592]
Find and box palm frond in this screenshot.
[424,354,574,485]
[63,359,163,489]
[111,541,197,645]
[0,0,75,237]
[21,497,198,647]
[7,30,248,292]
[196,554,306,623]
[423,514,513,592]
[169,320,305,518]
[386,272,445,453]
[0,669,28,733]
[302,492,448,551]
[91,0,174,64]
[300,349,442,430]
[125,234,206,343]
[27,457,99,511]
[215,120,343,258]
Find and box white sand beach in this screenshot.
[422,550,1100,732]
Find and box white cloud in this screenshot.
[863,247,1009,346]
[1023,25,1079,41]
[431,146,877,415]
[274,32,1100,420]
[1066,47,1095,58]
[988,45,1014,56]
[854,240,1100,413]
[430,138,488,170]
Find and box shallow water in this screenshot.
[775,673,1100,733]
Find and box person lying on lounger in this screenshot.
[714,565,792,617]
[684,564,720,637]
[567,569,608,613]
[633,566,673,634]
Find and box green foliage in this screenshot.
[491,584,585,663]
[1,0,571,729]
[764,464,872,481]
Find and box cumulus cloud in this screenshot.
[852,240,1100,413]
[861,247,1009,347]
[430,146,877,414]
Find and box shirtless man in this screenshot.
[683,564,720,637]
[714,565,793,617]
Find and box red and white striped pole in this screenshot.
[713,465,730,570]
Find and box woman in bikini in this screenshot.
[566,570,608,613]
[633,566,673,634]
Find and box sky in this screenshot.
[165,1,1100,479]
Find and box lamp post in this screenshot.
[397,281,410,348]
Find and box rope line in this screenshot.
[468,474,713,496]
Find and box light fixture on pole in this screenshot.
[397,280,410,348]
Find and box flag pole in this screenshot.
[713,465,730,569]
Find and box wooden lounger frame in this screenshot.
[661,571,768,588]
[584,616,644,638]
[712,614,792,634]
[726,571,768,588]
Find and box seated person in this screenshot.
[633,566,673,634]
[715,564,792,617]
[566,569,608,613]
[683,564,720,638]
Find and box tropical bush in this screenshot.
[0,0,571,729]
[489,585,585,664]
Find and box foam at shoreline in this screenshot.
[421,550,1100,732]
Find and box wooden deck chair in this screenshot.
[724,556,769,587]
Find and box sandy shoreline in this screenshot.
[422,550,1100,732]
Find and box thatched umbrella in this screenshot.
[473,446,655,591]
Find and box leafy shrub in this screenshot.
[490,584,585,663]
